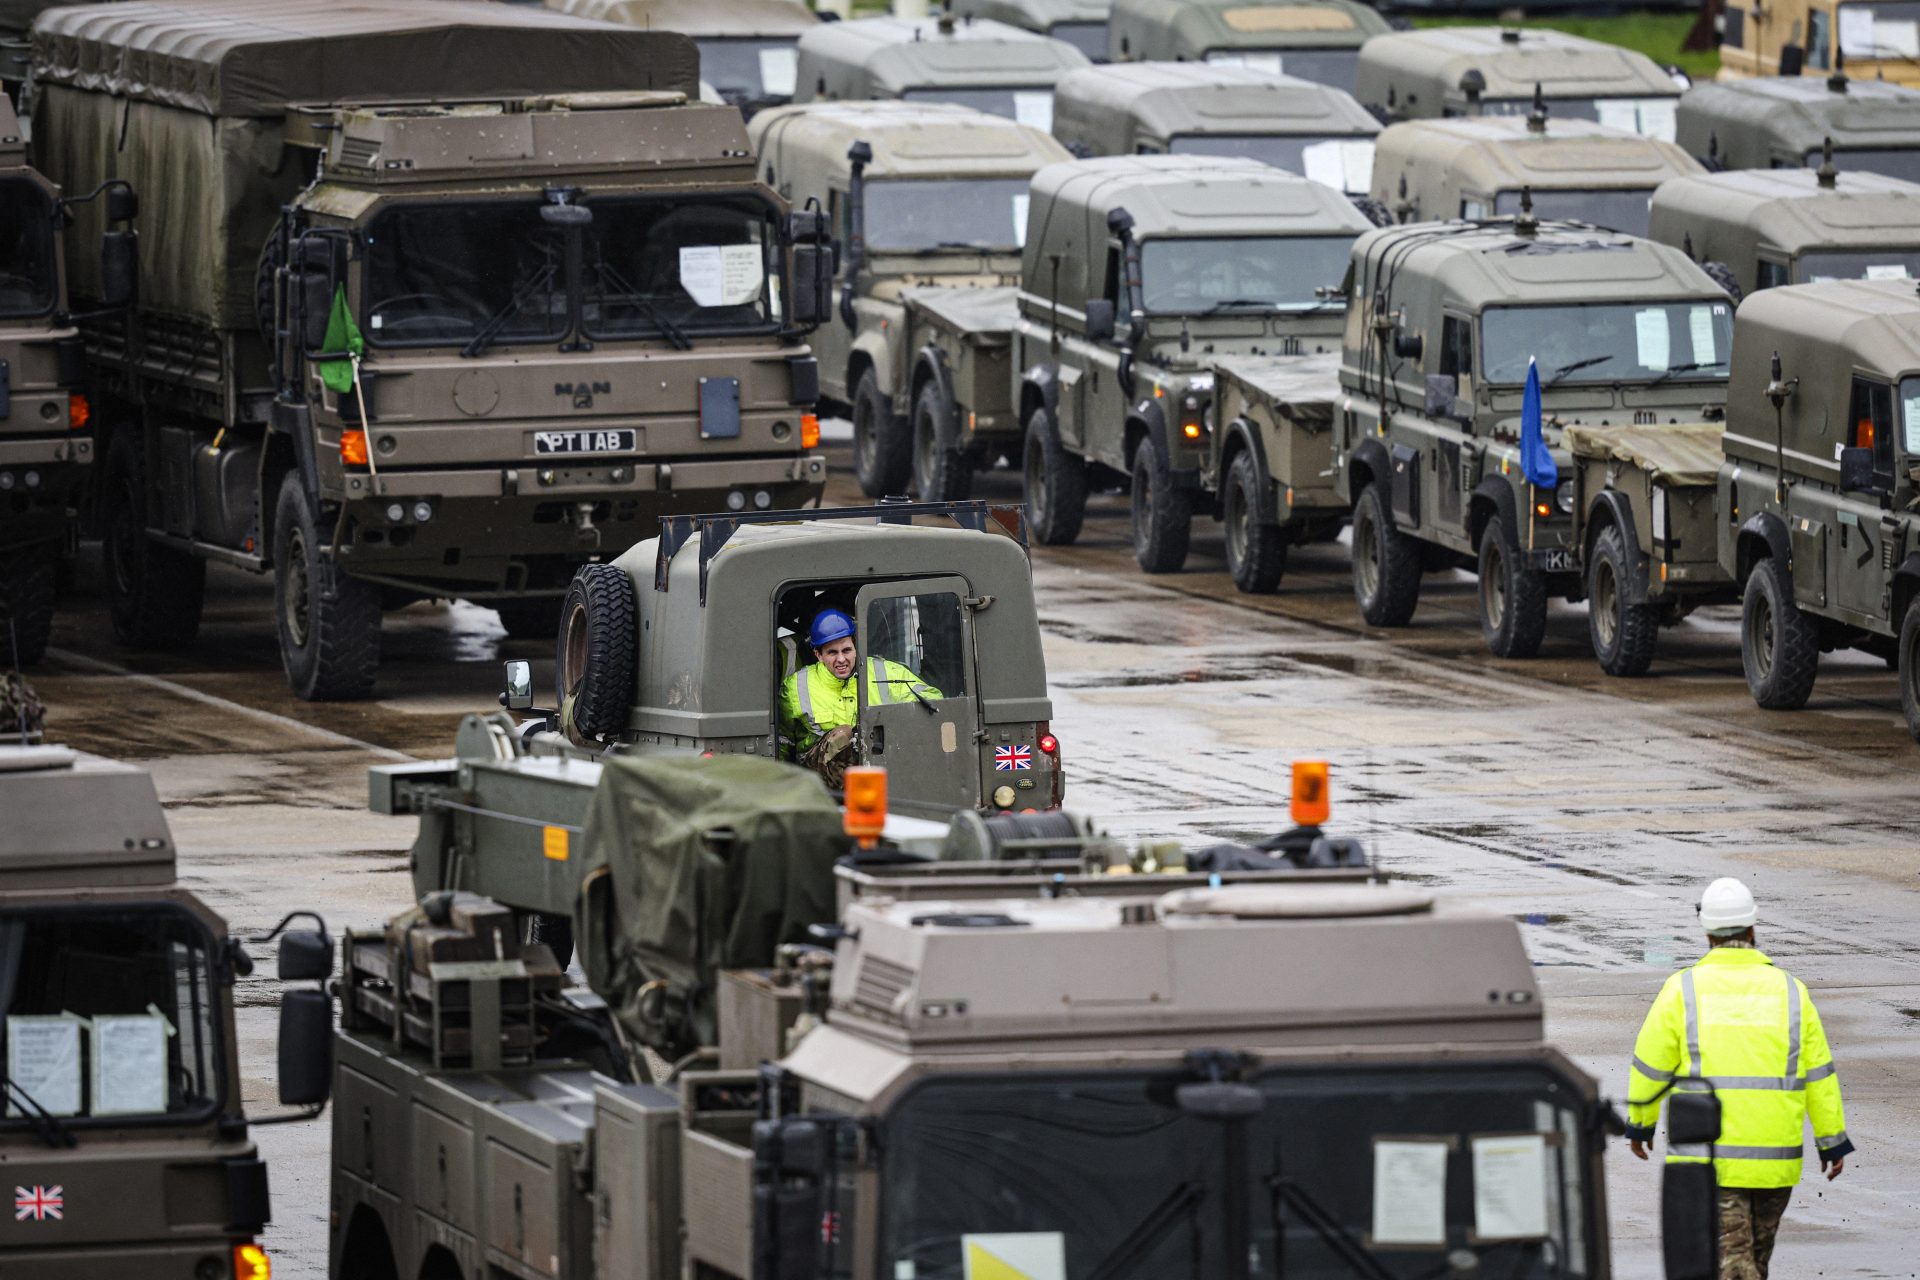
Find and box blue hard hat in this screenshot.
[808,608,855,648]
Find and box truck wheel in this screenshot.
[557,563,636,743]
[103,440,205,651]
[494,599,561,640]
[1740,556,1818,710]
[1130,439,1192,574]
[1901,596,1920,744]
[0,545,57,666]
[851,369,909,497]
[1021,406,1086,546]
[1701,260,1743,305]
[1223,452,1286,593]
[911,380,973,501]
[274,475,381,701]
[1351,482,1420,626]
[1586,525,1658,677]
[1477,522,1547,659]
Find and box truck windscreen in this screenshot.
[1169,135,1376,195]
[0,905,224,1127]
[1492,188,1654,238]
[1480,298,1733,387]
[1205,47,1360,92]
[902,87,1055,132]
[1049,21,1108,61]
[1799,248,1920,283]
[697,38,801,104]
[1483,96,1679,142]
[863,179,1031,252]
[0,179,56,319]
[1140,236,1355,313]
[1807,148,1920,183]
[880,1062,1599,1280]
[363,195,783,348]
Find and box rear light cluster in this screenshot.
[233,1241,271,1280]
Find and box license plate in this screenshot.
[1534,548,1577,573]
[533,429,635,455]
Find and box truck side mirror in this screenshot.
[278,926,334,981]
[1779,42,1805,76]
[1085,298,1115,342]
[752,1116,838,1278]
[1393,331,1424,360]
[295,271,331,353]
[277,989,333,1108]
[106,184,139,224]
[1660,1090,1722,1280]
[502,659,535,711]
[790,243,832,327]
[1838,445,1876,492]
[99,231,137,309]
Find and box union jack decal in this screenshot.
[995,744,1032,771]
[15,1186,62,1222]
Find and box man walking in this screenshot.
[1626,877,1853,1280]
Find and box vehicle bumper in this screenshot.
[0,1239,251,1279]
[0,438,92,551]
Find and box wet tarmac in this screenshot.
[17,438,1920,1277]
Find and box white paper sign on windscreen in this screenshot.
[1372,1140,1449,1245]
[680,245,765,308]
[1472,1134,1550,1239]
[1012,92,1053,134]
[1012,193,1031,247]
[92,1014,169,1116]
[759,47,799,97]
[1841,6,1878,56]
[1635,308,1672,370]
[6,1016,83,1117]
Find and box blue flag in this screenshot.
[1519,357,1558,488]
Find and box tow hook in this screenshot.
[569,501,601,548]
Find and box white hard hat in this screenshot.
[1697,877,1758,933]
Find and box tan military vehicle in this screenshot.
[1014,155,1370,584]
[0,742,332,1278]
[1356,26,1684,140]
[1676,73,1920,178]
[794,13,1090,130]
[1107,0,1389,92]
[750,101,1070,498]
[1336,218,1734,658]
[30,0,832,700]
[1373,109,1704,237]
[1052,61,1382,201]
[1717,0,1920,86]
[545,0,817,115]
[1650,165,1920,298]
[1716,280,1920,739]
[949,0,1111,62]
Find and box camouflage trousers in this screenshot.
[1719,1187,1792,1280]
[799,725,857,791]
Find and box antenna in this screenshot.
[1526,81,1548,133]
[1829,46,1849,93]
[1515,184,1538,237]
[1683,230,1695,260]
[1816,135,1838,188]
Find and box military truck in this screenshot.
[1650,165,1920,298]
[794,13,1090,130]
[949,0,1111,62]
[1373,110,1704,237]
[30,0,833,700]
[332,743,1719,1280]
[1715,279,1920,740]
[1337,217,1735,657]
[750,102,1070,499]
[1051,61,1382,201]
[1676,73,1920,180]
[1013,155,1370,585]
[1355,27,1684,141]
[1106,0,1390,93]
[1716,0,1920,86]
[0,742,332,1278]
[545,0,817,116]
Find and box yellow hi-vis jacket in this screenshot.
[1626,946,1852,1188]
[778,657,939,752]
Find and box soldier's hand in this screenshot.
[1629,1139,1650,1161]
[1825,1156,1845,1181]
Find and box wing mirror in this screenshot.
[502,659,535,711]
[98,231,137,310]
[1838,445,1876,492]
[257,911,334,1112]
[1084,298,1116,342]
[1661,1090,1722,1280]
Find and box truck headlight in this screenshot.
[1555,481,1575,515]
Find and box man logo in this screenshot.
[554,381,612,410]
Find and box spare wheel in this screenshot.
[557,563,637,744]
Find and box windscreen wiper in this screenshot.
[461,261,559,359]
[1546,354,1614,386]
[1203,297,1279,314]
[1086,1181,1206,1280]
[591,261,693,351]
[2,1075,77,1149]
[1646,358,1727,387]
[1271,1179,1397,1280]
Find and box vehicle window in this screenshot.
[583,194,782,339]
[1480,300,1734,386]
[1492,187,1654,238]
[1838,1,1920,63]
[1441,315,1473,386]
[1758,259,1791,289]
[1804,147,1920,182]
[1049,20,1108,61]
[1900,375,1920,456]
[696,38,800,104]
[1797,248,1920,282]
[863,591,967,699]
[1724,4,1746,48]
[901,86,1054,132]
[1169,134,1376,194]
[1809,9,1833,69]
[1849,376,1896,475]
[862,178,1031,253]
[0,179,56,318]
[1483,96,1678,142]
[1205,47,1360,92]
[1,906,223,1127]
[1138,235,1356,313]
[1103,246,1123,312]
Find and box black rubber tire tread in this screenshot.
[557,562,637,742]
[1586,525,1660,677]
[1901,596,1920,744]
[0,545,57,666]
[1701,260,1744,305]
[1130,438,1193,574]
[1349,194,1395,228]
[528,912,575,973]
[494,599,562,640]
[911,380,973,501]
[104,439,206,651]
[851,369,909,498]
[1021,406,1087,546]
[1741,556,1819,710]
[1351,482,1421,626]
[1223,451,1287,593]
[274,474,381,701]
[1477,523,1548,659]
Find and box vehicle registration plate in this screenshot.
[533,429,635,455]
[1534,548,1577,573]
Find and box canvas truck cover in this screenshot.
[573,755,847,1059]
[1563,421,1725,487]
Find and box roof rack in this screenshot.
[654,500,1029,601]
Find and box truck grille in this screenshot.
[852,956,913,1017]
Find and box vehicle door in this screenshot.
[855,577,982,813]
[1429,311,1477,539]
[815,187,855,403]
[1078,239,1131,469]
[1827,375,1898,625]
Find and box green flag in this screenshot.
[318,285,363,395]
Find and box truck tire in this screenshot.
[1477,521,1547,659]
[103,440,205,651]
[1901,595,1920,744]
[1586,524,1659,677]
[1130,437,1192,574]
[911,380,972,501]
[274,474,381,701]
[1740,556,1818,710]
[1022,406,1086,546]
[1351,482,1420,626]
[1223,451,1286,593]
[851,369,909,497]
[1701,260,1743,304]
[0,545,56,666]
[557,562,636,743]
[494,599,561,640]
